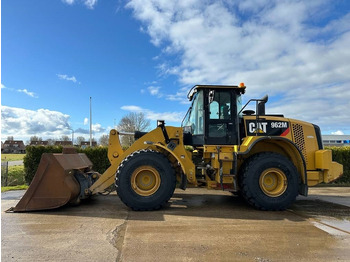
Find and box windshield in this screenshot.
[182,90,204,135]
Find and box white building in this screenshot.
[322,135,350,147]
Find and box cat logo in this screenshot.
[249,122,267,133]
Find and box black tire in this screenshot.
[116,150,176,211]
[239,152,299,211]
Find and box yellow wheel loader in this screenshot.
[8,83,343,212]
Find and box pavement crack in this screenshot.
[107,212,129,262]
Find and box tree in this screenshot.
[99,134,109,146]
[30,136,42,142]
[118,112,150,147]
[60,135,70,141]
[47,139,55,146]
[76,136,86,145]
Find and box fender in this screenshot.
[153,142,196,189]
[238,136,308,196]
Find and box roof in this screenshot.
[30,141,49,146]
[4,140,25,145]
[322,135,350,140]
[54,141,73,146]
[188,84,246,100]
[2,140,26,151]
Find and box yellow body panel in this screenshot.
[324,162,343,183]
[241,116,343,187]
[89,127,196,194]
[315,150,332,169]
[307,171,323,186]
[91,117,343,194]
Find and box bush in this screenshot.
[24,146,110,185]
[77,147,110,174]
[326,146,350,184]
[24,146,63,184]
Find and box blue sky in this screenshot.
[1,0,350,143]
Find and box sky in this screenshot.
[1,0,350,144]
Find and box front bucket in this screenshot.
[7,152,93,212]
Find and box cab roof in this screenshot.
[188,84,246,101]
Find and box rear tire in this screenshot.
[116,150,176,211]
[239,152,299,210]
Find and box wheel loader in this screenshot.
[8,83,343,212]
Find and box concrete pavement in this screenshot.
[2,187,350,261]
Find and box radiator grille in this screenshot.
[292,123,307,164]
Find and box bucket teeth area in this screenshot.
[8,152,93,212]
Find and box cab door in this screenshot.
[205,89,237,145]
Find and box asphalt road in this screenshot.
[5,160,24,166]
[2,187,350,262]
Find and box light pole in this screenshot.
[69,128,74,146]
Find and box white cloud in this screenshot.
[331,130,345,135]
[61,0,98,9]
[121,105,184,123]
[84,117,89,125]
[121,105,143,112]
[75,123,105,135]
[148,86,162,97]
[17,89,38,98]
[166,86,190,104]
[57,74,78,83]
[84,0,98,9]
[92,123,103,132]
[1,106,71,141]
[1,106,107,141]
[126,0,350,133]
[1,84,38,98]
[62,0,74,5]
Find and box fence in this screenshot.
[1,161,9,186]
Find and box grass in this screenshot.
[1,165,26,187]
[1,153,26,162]
[1,185,28,192]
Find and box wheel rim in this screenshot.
[259,168,287,197]
[131,166,161,196]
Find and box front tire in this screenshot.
[116,150,176,211]
[239,152,299,210]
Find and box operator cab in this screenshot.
[182,84,246,146]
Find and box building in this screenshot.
[322,135,350,147]
[80,141,97,149]
[54,141,73,146]
[2,140,26,153]
[30,141,49,146]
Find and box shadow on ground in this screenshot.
[7,189,349,223]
